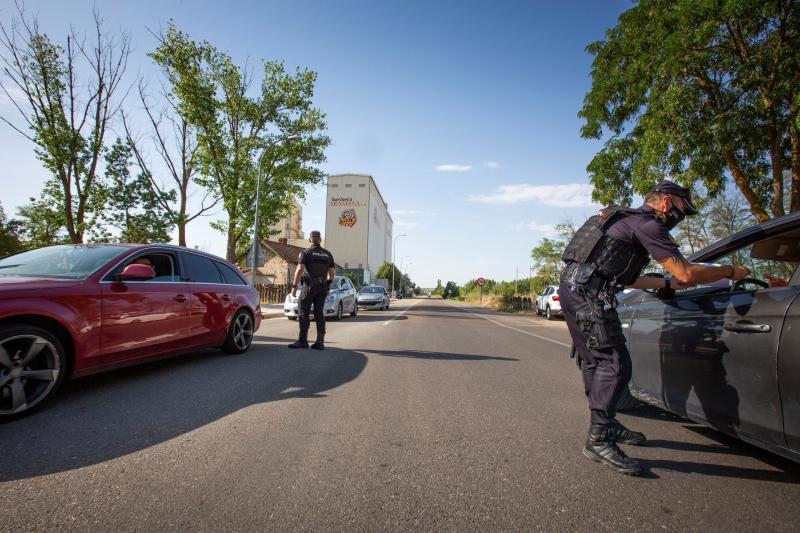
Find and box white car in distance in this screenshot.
[535,285,561,320]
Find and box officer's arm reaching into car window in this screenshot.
[656,255,750,286]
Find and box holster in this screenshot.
[575,303,626,350]
[562,262,621,301]
[298,283,310,301]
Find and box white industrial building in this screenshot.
[324,174,393,284]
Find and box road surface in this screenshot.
[1,298,798,531]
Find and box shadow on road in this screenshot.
[621,402,800,482]
[0,343,367,482]
[356,348,519,362]
[345,315,409,323]
[639,458,800,483]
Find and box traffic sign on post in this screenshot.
[477,277,485,304]
[477,277,485,287]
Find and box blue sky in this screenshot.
[0,0,631,287]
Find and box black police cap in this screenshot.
[649,180,698,215]
[310,230,321,239]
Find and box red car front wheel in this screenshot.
[0,325,67,421]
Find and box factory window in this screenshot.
[344,263,349,268]
[358,263,363,268]
[330,184,338,188]
[345,183,352,188]
[359,183,366,188]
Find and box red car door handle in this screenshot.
[221,294,232,302]
[174,295,188,303]
[724,322,771,333]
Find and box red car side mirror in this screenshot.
[119,264,156,281]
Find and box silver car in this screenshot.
[357,285,390,310]
[284,276,358,320]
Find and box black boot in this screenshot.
[311,334,325,350]
[583,424,642,475]
[288,332,309,349]
[609,419,646,445]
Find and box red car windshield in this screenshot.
[0,245,129,279]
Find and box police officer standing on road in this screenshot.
[560,180,751,475]
[288,230,336,350]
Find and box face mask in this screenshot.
[663,203,685,230]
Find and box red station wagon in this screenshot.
[0,244,262,420]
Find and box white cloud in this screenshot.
[436,164,472,172]
[469,183,595,208]
[395,221,420,229]
[483,161,499,168]
[508,222,557,234]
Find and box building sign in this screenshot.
[330,197,366,207]
[339,208,357,227]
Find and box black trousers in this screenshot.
[298,285,327,339]
[559,280,632,426]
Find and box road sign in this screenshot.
[476,277,485,287]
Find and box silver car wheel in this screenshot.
[232,313,254,351]
[0,334,60,416]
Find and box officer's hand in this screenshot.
[291,286,297,298]
[672,279,693,290]
[730,265,751,280]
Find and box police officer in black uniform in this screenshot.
[560,180,750,475]
[288,230,336,350]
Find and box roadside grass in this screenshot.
[461,289,535,315]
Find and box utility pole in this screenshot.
[250,149,269,285]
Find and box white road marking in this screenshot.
[382,300,421,326]
[445,301,571,348]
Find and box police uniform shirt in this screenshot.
[298,244,335,278]
[604,205,681,262]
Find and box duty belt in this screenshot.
[561,262,621,305]
[303,275,327,287]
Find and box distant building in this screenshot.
[324,174,393,285]
[240,239,305,286]
[269,198,307,248]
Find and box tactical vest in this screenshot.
[561,207,652,286]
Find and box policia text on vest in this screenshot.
[288,231,336,351]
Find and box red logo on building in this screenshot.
[339,209,357,227]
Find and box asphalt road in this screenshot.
[1,298,799,531]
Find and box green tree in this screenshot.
[530,237,564,289]
[442,281,460,299]
[100,139,175,243]
[376,261,402,291]
[122,81,219,247]
[150,23,330,262]
[580,0,800,221]
[432,278,444,296]
[15,192,69,248]
[0,8,131,243]
[0,202,25,257]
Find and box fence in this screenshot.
[256,283,290,304]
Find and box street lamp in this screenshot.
[250,136,299,285]
[250,149,270,285]
[392,234,407,298]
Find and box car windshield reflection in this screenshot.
[0,245,129,279]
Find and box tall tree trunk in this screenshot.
[64,188,80,243]
[178,189,188,247]
[766,103,785,218]
[226,218,238,263]
[790,109,800,214]
[724,149,770,222]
